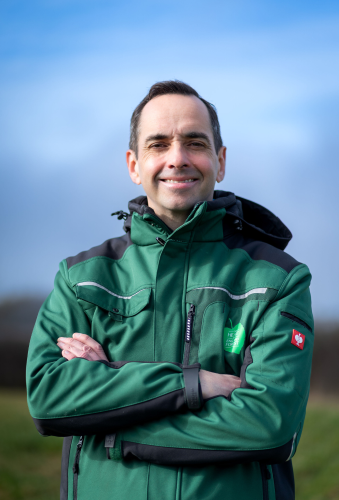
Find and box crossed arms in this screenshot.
[26,263,314,465]
[56,333,241,400]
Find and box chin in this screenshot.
[167,201,197,213]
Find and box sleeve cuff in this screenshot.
[183,364,202,411]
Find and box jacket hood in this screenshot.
[119,190,292,251]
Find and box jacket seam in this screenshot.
[153,243,166,361]
[199,301,226,360]
[121,440,292,453]
[222,241,288,276]
[60,260,72,288]
[274,264,309,302]
[67,245,136,272]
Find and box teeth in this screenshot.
[163,179,195,183]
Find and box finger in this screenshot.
[57,335,108,361]
[72,333,106,354]
[73,333,108,361]
[57,341,93,359]
[61,349,77,361]
[58,337,93,353]
[58,341,103,361]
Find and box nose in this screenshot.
[166,141,189,169]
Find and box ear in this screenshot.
[216,146,226,183]
[126,150,141,185]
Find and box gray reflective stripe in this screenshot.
[286,432,297,461]
[192,286,267,300]
[76,282,147,300]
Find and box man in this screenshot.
[27,81,314,500]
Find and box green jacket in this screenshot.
[27,191,314,500]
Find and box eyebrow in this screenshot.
[145,133,169,143]
[144,131,212,145]
[184,132,212,145]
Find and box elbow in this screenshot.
[32,417,52,437]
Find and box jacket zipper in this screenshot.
[183,304,195,366]
[73,436,84,500]
[260,464,271,500]
[280,311,312,332]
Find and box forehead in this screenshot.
[138,94,212,140]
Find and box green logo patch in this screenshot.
[223,319,246,354]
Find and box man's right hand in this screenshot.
[199,369,241,399]
[57,333,109,362]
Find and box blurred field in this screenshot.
[0,390,62,500]
[0,391,338,500]
[294,397,339,500]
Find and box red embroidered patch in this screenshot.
[291,329,305,350]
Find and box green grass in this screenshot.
[0,390,62,500]
[0,390,338,499]
[294,397,339,500]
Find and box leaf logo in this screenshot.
[223,319,246,354]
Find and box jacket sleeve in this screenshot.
[119,264,314,466]
[26,264,201,438]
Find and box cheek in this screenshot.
[194,159,218,182]
[139,159,164,183]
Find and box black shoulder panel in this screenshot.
[66,233,132,269]
[224,232,300,274]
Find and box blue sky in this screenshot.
[0,0,339,319]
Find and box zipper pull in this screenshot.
[111,211,129,220]
[156,237,165,246]
[186,305,195,343]
[73,436,84,474]
[105,433,116,460]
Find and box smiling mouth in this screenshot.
[160,179,197,183]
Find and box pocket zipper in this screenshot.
[183,304,195,366]
[280,311,312,332]
[73,436,84,500]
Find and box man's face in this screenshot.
[126,94,226,222]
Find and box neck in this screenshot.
[147,203,191,231]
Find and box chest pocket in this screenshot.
[76,282,151,316]
[186,287,275,375]
[186,288,230,374]
[75,282,152,360]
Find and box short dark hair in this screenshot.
[129,80,223,156]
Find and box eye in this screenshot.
[188,141,205,147]
[150,142,167,149]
